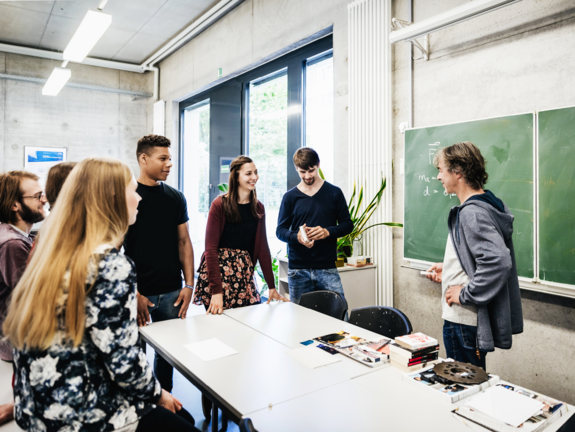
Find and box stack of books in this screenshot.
[390,332,439,372]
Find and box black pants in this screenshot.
[136,406,200,432]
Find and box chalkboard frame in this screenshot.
[401,111,575,299]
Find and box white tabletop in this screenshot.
[224,301,389,378]
[248,365,574,432]
[139,312,348,417]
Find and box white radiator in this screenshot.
[347,0,393,307]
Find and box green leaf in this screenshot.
[218,183,229,193]
[319,168,325,180]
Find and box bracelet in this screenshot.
[184,285,194,290]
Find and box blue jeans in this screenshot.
[147,289,182,392]
[443,320,488,370]
[287,268,346,305]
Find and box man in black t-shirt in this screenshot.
[124,134,195,392]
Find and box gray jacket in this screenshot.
[448,197,523,352]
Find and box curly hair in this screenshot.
[433,141,488,190]
[136,134,171,159]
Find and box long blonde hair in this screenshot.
[3,158,133,350]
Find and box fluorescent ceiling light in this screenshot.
[389,0,523,43]
[42,67,71,96]
[63,10,112,62]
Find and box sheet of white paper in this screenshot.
[184,338,238,362]
[286,346,342,369]
[466,386,544,428]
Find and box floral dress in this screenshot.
[13,245,162,432]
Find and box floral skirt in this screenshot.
[193,248,261,310]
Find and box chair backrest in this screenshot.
[239,418,258,432]
[349,306,412,339]
[299,290,348,320]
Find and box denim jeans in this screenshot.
[146,289,182,392]
[287,268,346,306]
[443,320,488,370]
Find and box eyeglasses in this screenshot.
[21,192,45,201]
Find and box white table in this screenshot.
[139,312,348,424]
[224,301,389,378]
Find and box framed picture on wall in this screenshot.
[24,146,67,186]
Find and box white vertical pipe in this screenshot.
[348,0,393,307]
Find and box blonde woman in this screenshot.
[3,158,199,432]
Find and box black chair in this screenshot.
[298,290,348,320]
[349,306,412,339]
[239,418,258,432]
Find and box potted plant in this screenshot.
[334,176,403,259]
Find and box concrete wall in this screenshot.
[0,52,153,176]
[392,0,575,404]
[156,0,351,193]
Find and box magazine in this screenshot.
[453,382,568,432]
[335,338,391,368]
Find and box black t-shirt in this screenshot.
[218,203,258,254]
[124,182,189,296]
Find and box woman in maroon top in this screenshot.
[193,156,288,315]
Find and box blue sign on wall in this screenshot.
[27,151,65,163]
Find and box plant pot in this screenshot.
[335,257,345,268]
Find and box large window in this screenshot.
[181,99,210,270]
[179,35,334,290]
[247,69,288,258]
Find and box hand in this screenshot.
[174,287,193,319]
[137,293,154,327]
[445,285,463,306]
[158,389,182,414]
[307,226,329,241]
[266,288,290,304]
[207,293,224,315]
[426,263,443,283]
[297,224,315,249]
[0,402,14,426]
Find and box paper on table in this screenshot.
[286,345,342,369]
[465,386,545,428]
[184,338,238,362]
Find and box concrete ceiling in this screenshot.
[0,0,219,64]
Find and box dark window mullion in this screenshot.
[286,58,304,191]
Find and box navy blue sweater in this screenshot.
[276,182,353,269]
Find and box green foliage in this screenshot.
[248,76,288,210]
[197,108,210,213]
[255,250,282,297]
[337,177,403,258]
[218,183,229,193]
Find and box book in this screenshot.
[335,338,391,368]
[395,332,438,350]
[389,342,440,359]
[390,358,439,373]
[453,382,568,432]
[402,362,500,403]
[393,352,439,367]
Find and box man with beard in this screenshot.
[276,148,353,305]
[0,171,47,362]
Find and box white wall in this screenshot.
[0,52,153,176]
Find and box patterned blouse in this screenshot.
[13,246,162,432]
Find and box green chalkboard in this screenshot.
[404,114,534,278]
[538,107,575,285]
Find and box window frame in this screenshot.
[178,35,333,192]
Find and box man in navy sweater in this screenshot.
[276,148,353,305]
